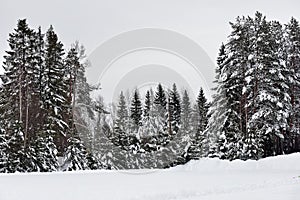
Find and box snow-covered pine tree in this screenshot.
[206,44,229,158]
[180,90,192,132]
[66,42,98,154]
[113,91,130,147]
[196,88,209,132]
[62,137,89,171]
[73,42,95,120]
[245,13,290,158]
[114,91,128,133]
[187,88,209,160]
[140,90,157,149]
[130,89,142,134]
[33,26,46,135]
[180,90,194,160]
[0,128,8,173]
[221,16,251,160]
[64,47,80,134]
[42,25,69,154]
[153,84,167,134]
[144,90,151,119]
[285,17,300,153]
[168,83,181,134]
[5,121,39,172]
[208,13,292,160]
[0,19,46,172]
[206,16,249,160]
[32,133,59,172]
[0,19,38,146]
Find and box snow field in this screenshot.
[0,153,299,200]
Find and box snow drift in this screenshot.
[0,153,299,200]
[173,153,300,171]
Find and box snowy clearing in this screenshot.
[1,154,300,200]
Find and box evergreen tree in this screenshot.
[139,90,157,150]
[206,44,230,158]
[42,25,69,154]
[245,13,290,158]
[144,90,151,118]
[64,47,80,133]
[130,89,142,133]
[6,121,39,172]
[62,137,89,171]
[285,17,300,153]
[180,90,192,131]
[33,134,59,172]
[207,12,293,160]
[0,19,39,146]
[114,91,129,134]
[168,83,181,133]
[196,88,209,132]
[0,128,8,173]
[153,84,167,133]
[206,16,250,160]
[187,89,209,160]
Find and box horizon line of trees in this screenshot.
[1,11,300,173]
[111,84,209,160]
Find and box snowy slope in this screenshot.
[0,154,299,200]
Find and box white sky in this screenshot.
[1,0,300,101]
[2,0,300,64]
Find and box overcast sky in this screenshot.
[1,0,300,101]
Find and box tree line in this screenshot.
[111,84,209,161]
[0,19,210,172]
[1,12,300,172]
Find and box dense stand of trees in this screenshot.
[0,12,300,172]
[112,84,209,160]
[207,12,300,160]
[0,19,102,172]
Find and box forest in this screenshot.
[0,12,300,172]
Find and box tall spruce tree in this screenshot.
[42,25,69,154]
[0,19,43,171]
[153,84,167,133]
[64,47,80,133]
[187,88,209,160]
[180,90,192,132]
[285,17,300,153]
[206,44,230,158]
[114,91,129,135]
[196,88,209,132]
[245,13,290,158]
[168,83,181,134]
[0,19,37,144]
[207,16,250,160]
[130,89,142,134]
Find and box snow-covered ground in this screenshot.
[0,154,300,200]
